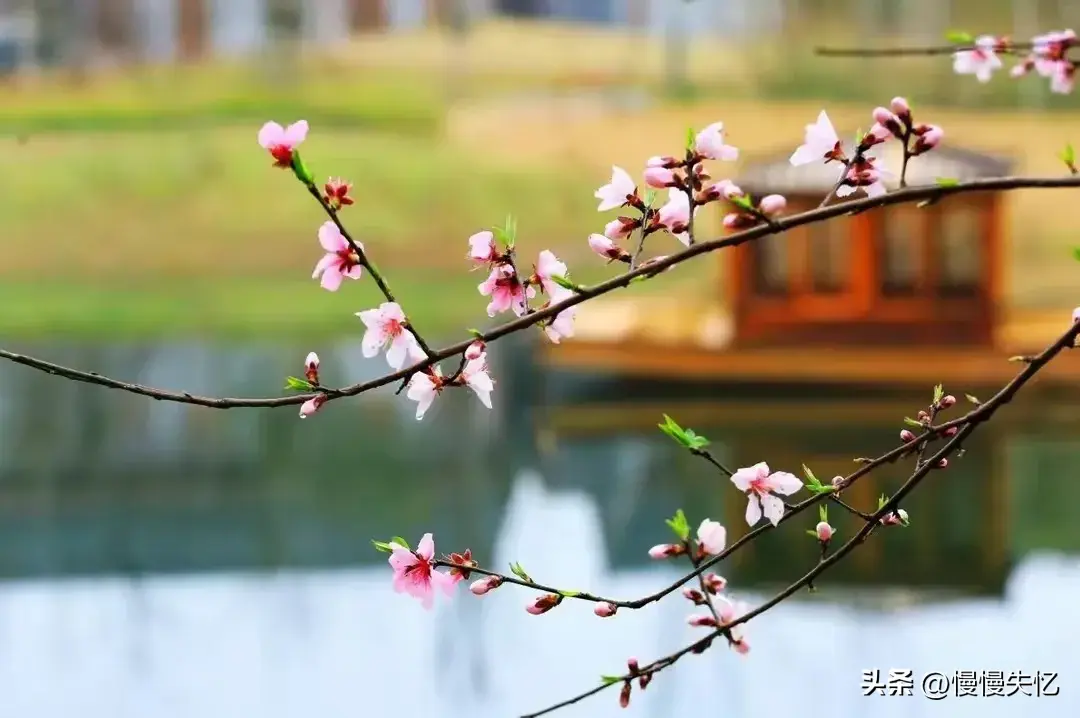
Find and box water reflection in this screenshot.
[0,340,1077,717]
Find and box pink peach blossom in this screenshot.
[258,120,308,168]
[533,250,568,295]
[714,595,750,652]
[595,166,638,212]
[542,286,578,344]
[388,533,456,610]
[953,35,1002,83]
[696,519,726,555]
[694,122,739,161]
[815,521,834,542]
[836,157,892,199]
[478,264,533,317]
[657,188,693,246]
[464,340,486,361]
[911,124,944,155]
[703,573,727,594]
[468,230,498,265]
[312,221,363,291]
[648,543,685,559]
[406,368,444,420]
[730,461,803,527]
[462,352,494,409]
[356,302,424,370]
[589,233,626,261]
[790,111,842,166]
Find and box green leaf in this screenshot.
[965,393,981,405]
[934,177,960,187]
[730,194,754,211]
[284,376,314,391]
[685,126,696,151]
[903,416,923,428]
[494,215,517,249]
[877,494,888,510]
[806,483,834,495]
[643,189,658,206]
[665,509,691,541]
[945,30,974,44]
[290,151,314,185]
[601,675,623,686]
[560,590,581,598]
[1059,143,1075,166]
[467,328,484,338]
[371,540,394,553]
[932,384,944,405]
[818,505,828,523]
[658,414,688,443]
[509,561,534,583]
[390,536,410,550]
[802,464,822,487]
[805,529,818,538]
[549,274,584,293]
[681,429,710,451]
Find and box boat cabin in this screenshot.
[725,143,1013,347]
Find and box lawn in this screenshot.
[0,123,709,340]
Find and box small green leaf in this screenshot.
[685,126,696,151]
[805,529,818,538]
[284,376,314,392]
[549,274,584,293]
[290,151,314,185]
[965,394,981,405]
[877,494,888,510]
[509,561,534,583]
[371,540,394,553]
[467,328,484,338]
[681,429,710,451]
[390,536,410,550]
[730,194,754,211]
[818,505,828,523]
[934,177,960,187]
[802,464,822,487]
[601,675,623,686]
[665,509,691,541]
[560,590,581,598]
[806,483,834,495]
[494,215,517,249]
[643,189,658,206]
[945,30,974,44]
[932,384,944,404]
[1059,143,1075,166]
[658,414,688,443]
[903,416,924,428]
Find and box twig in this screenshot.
[4,174,1080,409]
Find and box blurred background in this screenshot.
[1,0,1079,716]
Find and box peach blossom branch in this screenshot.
[4,173,1080,410]
[520,318,1079,717]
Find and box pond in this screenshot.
[0,338,1076,717]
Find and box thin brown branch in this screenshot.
[522,320,1079,717]
[814,43,1035,58]
[3,174,1080,410]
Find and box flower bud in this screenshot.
[682,587,706,604]
[900,429,916,443]
[890,96,911,117]
[464,340,486,361]
[702,573,727,594]
[304,351,320,385]
[831,475,845,490]
[604,217,636,240]
[757,194,786,215]
[619,681,632,708]
[939,394,956,408]
[943,426,958,437]
[648,543,685,560]
[526,593,562,615]
[732,639,750,655]
[299,393,327,419]
[594,601,618,618]
[646,155,679,169]
[627,657,639,674]
[469,575,503,596]
[917,410,930,421]
[815,521,834,542]
[936,458,948,469]
[644,166,676,189]
[688,614,719,628]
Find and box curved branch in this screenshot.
[3,174,1080,409]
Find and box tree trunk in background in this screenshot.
[177,0,207,61]
[347,0,387,31]
[96,0,134,59]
